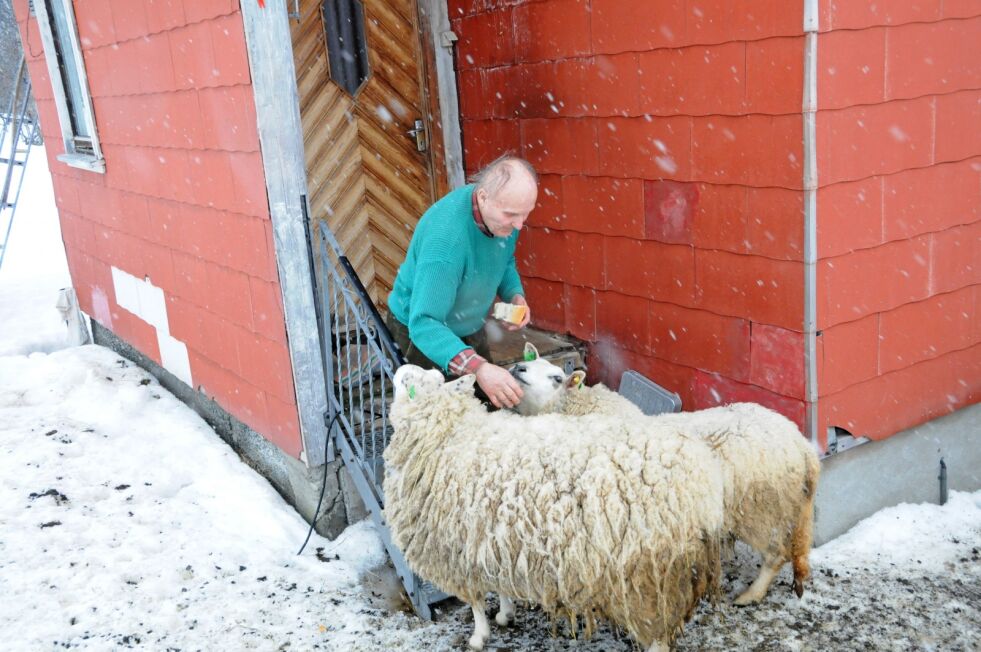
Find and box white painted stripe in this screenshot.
[110,266,139,315]
[137,281,168,334]
[158,333,193,387]
[110,266,192,387]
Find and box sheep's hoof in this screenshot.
[733,591,760,607]
[468,634,486,650]
[495,611,512,627]
[793,578,804,598]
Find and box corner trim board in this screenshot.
[420,0,464,189]
[241,0,328,466]
[802,1,820,447]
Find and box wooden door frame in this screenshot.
[417,0,465,191]
[240,0,462,467]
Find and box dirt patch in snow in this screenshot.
[412,537,981,652]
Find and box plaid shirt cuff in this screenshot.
[448,348,486,376]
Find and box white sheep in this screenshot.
[653,402,820,605]
[384,364,726,652]
[512,349,821,605]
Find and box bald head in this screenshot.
[473,156,538,199]
[473,157,538,238]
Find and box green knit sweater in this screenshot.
[388,184,524,370]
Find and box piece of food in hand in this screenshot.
[493,302,528,325]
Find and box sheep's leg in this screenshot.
[495,595,515,626]
[469,597,490,650]
[646,640,670,652]
[734,552,786,605]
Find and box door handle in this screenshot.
[406,119,428,153]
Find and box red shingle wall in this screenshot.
[814,2,981,440]
[12,0,302,457]
[451,0,809,427]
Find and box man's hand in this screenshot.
[475,362,524,409]
[504,294,531,331]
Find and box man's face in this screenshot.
[476,180,537,238]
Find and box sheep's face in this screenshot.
[393,365,445,402]
[508,343,571,415]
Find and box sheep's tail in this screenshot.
[791,450,821,598]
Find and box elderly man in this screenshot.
[385,155,536,409]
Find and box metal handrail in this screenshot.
[1,57,39,273]
[314,222,447,617]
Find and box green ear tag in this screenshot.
[524,350,537,362]
[409,385,416,400]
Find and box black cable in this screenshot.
[297,412,340,556]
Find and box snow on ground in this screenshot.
[0,147,73,356]
[0,345,447,651]
[2,348,978,652]
[1,153,979,651]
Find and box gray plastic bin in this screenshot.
[618,369,682,415]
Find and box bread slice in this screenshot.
[492,302,528,325]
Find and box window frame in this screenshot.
[33,0,105,173]
[320,0,372,97]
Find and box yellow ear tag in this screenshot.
[524,350,537,362]
[409,385,416,400]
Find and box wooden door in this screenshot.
[291,0,446,309]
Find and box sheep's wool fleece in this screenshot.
[561,383,645,419]
[559,388,819,559]
[653,402,820,555]
[384,384,725,647]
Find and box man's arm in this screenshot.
[405,258,470,370]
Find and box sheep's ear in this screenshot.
[425,369,446,385]
[445,374,476,394]
[523,342,540,361]
[394,365,428,399]
[567,369,586,389]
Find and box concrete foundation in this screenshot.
[813,401,981,546]
[92,320,366,540]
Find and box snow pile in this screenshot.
[0,147,73,356]
[0,346,413,650]
[813,491,981,572]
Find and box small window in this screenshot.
[321,0,371,96]
[34,0,104,172]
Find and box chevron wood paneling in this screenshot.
[291,0,437,310]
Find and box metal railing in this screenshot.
[315,224,447,619]
[0,111,41,148]
[1,57,40,273]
